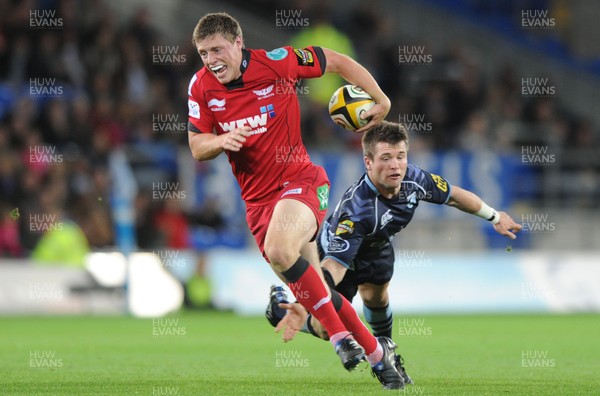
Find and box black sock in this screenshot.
[363,303,393,338]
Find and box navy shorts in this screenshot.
[318,241,395,303]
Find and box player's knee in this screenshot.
[359,283,389,308]
[264,244,295,271]
[362,294,388,308]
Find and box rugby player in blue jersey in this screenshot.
[266,121,522,386]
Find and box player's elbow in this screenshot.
[189,133,220,161]
[189,143,207,161]
[189,145,203,161]
[191,149,218,162]
[444,196,458,208]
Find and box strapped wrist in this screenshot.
[475,202,500,225]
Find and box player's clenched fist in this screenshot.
[220,126,251,152]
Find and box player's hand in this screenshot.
[220,126,251,152]
[355,96,391,133]
[274,302,308,342]
[493,211,522,240]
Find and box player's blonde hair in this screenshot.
[192,12,243,44]
[362,121,409,159]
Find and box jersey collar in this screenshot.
[224,48,250,90]
[365,173,403,202]
[365,173,381,196]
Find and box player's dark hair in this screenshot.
[362,121,409,159]
[193,12,243,44]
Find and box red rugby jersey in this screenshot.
[188,46,326,203]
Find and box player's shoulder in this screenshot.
[404,163,432,183]
[398,164,431,192]
[188,68,214,96]
[403,163,419,178]
[250,45,319,65]
[251,46,293,61]
[338,174,376,213]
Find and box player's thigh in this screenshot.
[263,199,318,265]
[358,282,390,308]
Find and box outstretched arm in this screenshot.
[445,186,522,239]
[322,48,390,133]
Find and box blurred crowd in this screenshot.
[270,1,598,153]
[261,0,599,208]
[0,0,198,258]
[0,0,598,259]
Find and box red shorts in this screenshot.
[245,165,330,260]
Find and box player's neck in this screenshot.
[369,178,401,199]
[378,187,400,200]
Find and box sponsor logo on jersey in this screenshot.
[430,173,448,192]
[406,191,417,209]
[380,209,393,229]
[218,104,275,136]
[317,184,329,210]
[207,98,226,111]
[282,187,302,197]
[188,99,200,119]
[335,219,354,236]
[294,48,314,67]
[266,47,289,60]
[253,85,275,100]
[327,235,350,253]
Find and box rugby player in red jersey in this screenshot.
[187,12,403,388]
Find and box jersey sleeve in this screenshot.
[290,46,326,78]
[322,215,370,268]
[265,45,326,80]
[416,167,452,204]
[187,73,214,134]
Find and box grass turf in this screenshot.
[1,312,598,395]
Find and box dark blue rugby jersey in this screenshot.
[319,164,452,269]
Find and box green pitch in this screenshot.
[1,312,598,395]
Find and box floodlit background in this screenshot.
[1,0,599,317]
